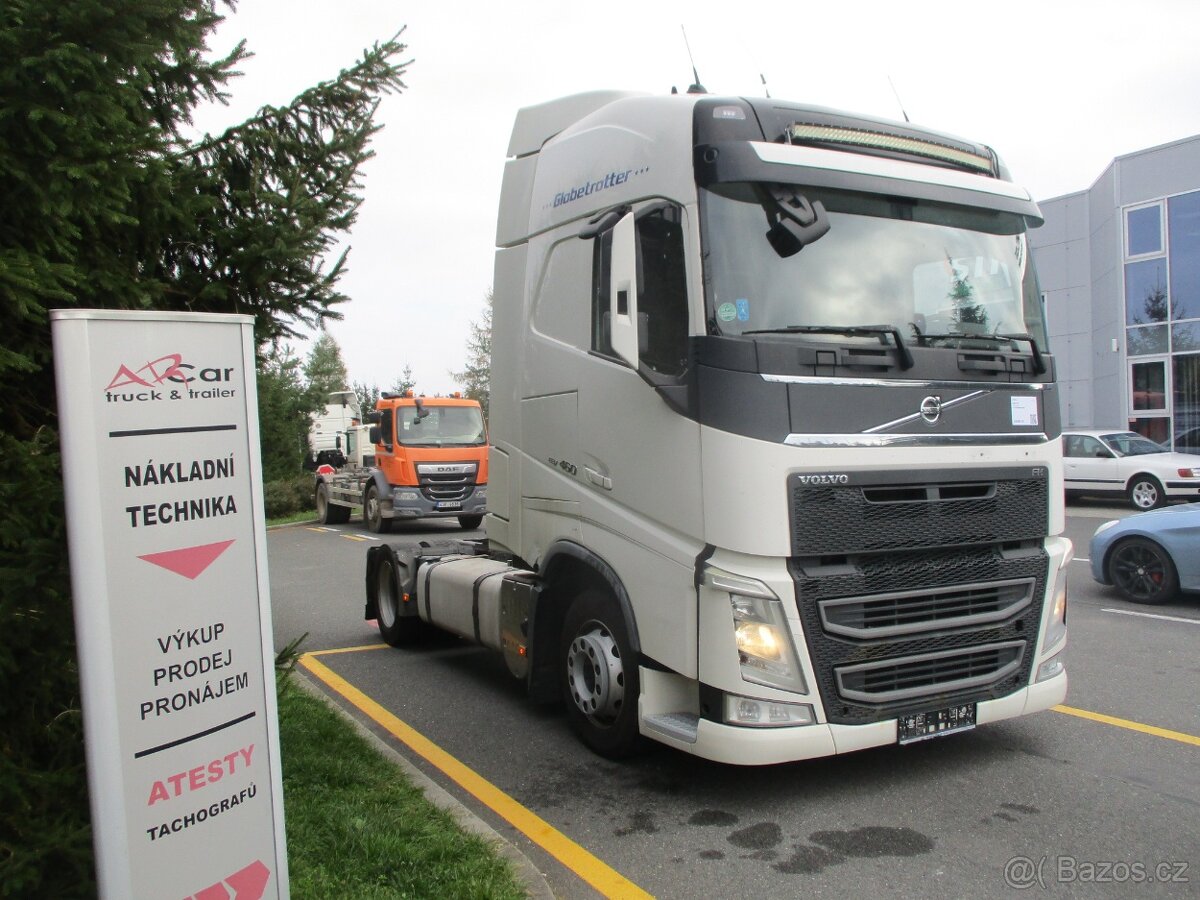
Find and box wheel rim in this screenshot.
[1131,480,1159,509]
[366,490,380,527]
[566,621,624,724]
[1111,545,1168,600]
[316,486,327,518]
[377,564,397,628]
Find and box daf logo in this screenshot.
[920,395,942,425]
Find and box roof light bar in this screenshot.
[787,123,994,175]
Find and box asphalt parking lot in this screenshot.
[268,502,1199,899]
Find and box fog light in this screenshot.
[1037,650,1065,682]
[724,693,815,728]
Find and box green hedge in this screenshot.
[263,474,317,519]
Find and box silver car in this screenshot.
[1063,430,1200,510]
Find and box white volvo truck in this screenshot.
[364,90,1070,765]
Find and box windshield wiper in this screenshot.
[912,328,1045,374]
[742,324,914,370]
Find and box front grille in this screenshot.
[819,578,1034,639]
[791,545,1048,724]
[835,641,1025,703]
[789,467,1048,555]
[416,463,477,503]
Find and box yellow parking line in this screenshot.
[341,534,369,542]
[309,643,389,656]
[299,651,653,900]
[1053,705,1200,747]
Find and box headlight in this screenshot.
[396,492,419,502]
[1043,562,1067,653]
[705,567,807,693]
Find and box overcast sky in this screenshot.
[191,0,1200,394]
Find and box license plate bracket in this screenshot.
[897,703,976,744]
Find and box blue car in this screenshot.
[1090,502,1200,604]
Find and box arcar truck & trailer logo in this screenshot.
[105,353,237,403]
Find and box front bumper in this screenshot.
[384,486,487,520]
[639,667,1067,766]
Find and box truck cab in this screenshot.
[315,392,488,531]
[365,91,1070,765]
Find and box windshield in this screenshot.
[1101,432,1168,457]
[396,406,486,447]
[699,183,1048,351]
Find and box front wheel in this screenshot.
[1128,475,1165,510]
[1107,537,1179,604]
[364,483,392,533]
[560,588,642,758]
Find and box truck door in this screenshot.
[580,201,702,539]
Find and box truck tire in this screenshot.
[374,552,423,646]
[457,514,483,530]
[561,588,642,758]
[316,482,350,524]
[364,483,392,533]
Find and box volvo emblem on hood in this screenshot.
[920,395,942,424]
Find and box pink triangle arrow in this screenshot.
[138,539,235,579]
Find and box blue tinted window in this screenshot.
[1127,205,1161,256]
[1127,324,1168,355]
[1169,191,1200,320]
[1124,258,1169,324]
[1172,322,1200,353]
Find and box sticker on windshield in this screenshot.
[717,302,737,322]
[735,299,750,321]
[1011,396,1038,427]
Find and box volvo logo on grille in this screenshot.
[920,395,942,425]
[796,473,850,485]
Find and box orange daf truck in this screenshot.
[313,391,488,531]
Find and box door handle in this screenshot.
[585,466,612,490]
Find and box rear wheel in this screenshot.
[457,514,483,530]
[364,483,392,533]
[560,588,642,758]
[375,553,422,646]
[316,482,350,524]
[1107,537,1179,604]
[1128,474,1165,510]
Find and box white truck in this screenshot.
[305,390,362,469]
[364,90,1070,764]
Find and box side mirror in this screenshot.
[368,426,381,444]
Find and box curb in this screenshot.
[293,674,556,900]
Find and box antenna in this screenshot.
[887,75,910,123]
[760,73,771,99]
[680,26,707,94]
